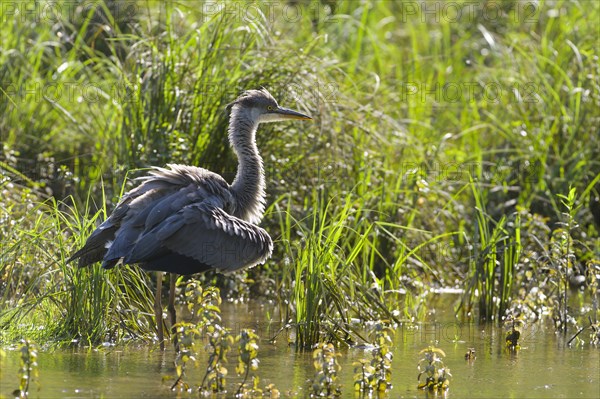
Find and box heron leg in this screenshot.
[168,273,178,350]
[155,271,164,350]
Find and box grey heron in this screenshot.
[68,88,312,348]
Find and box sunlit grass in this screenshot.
[0,184,156,344]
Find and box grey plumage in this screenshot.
[68,88,311,276]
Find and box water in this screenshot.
[1,300,599,398]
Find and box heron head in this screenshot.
[229,88,312,124]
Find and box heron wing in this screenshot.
[68,164,232,269]
[126,199,273,273]
[67,193,137,267]
[102,181,219,269]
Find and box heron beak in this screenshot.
[274,107,312,120]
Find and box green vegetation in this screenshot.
[0,192,156,344]
[174,283,233,395]
[166,280,207,392]
[464,347,476,361]
[504,315,523,350]
[459,181,521,321]
[417,346,451,392]
[309,343,342,397]
[12,340,38,399]
[160,282,275,396]
[168,282,254,395]
[235,329,263,397]
[353,322,394,394]
[1,0,599,352]
[199,313,232,394]
[552,187,584,332]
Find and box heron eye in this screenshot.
[267,105,274,111]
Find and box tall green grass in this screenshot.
[0,184,156,344]
[459,181,521,321]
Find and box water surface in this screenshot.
[2,300,598,398]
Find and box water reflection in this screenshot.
[1,300,599,398]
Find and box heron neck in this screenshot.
[229,109,266,224]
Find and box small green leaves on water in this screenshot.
[13,339,39,399]
[200,325,233,394]
[166,281,233,394]
[309,343,342,397]
[236,329,261,396]
[465,347,476,360]
[180,280,222,325]
[353,322,395,394]
[353,359,375,392]
[417,345,451,392]
[504,315,524,350]
[170,322,201,392]
[371,323,394,392]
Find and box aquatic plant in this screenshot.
[371,323,394,392]
[264,383,281,398]
[551,187,582,332]
[188,286,231,395]
[168,281,212,391]
[13,339,39,399]
[417,346,451,392]
[352,359,374,395]
[459,181,521,322]
[510,183,600,339]
[464,348,476,361]
[590,319,600,346]
[200,323,234,395]
[353,322,395,394]
[235,329,261,396]
[174,282,234,395]
[566,260,600,345]
[282,191,359,349]
[504,315,524,351]
[275,188,413,350]
[170,322,201,392]
[167,282,274,395]
[234,330,283,399]
[309,343,342,397]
